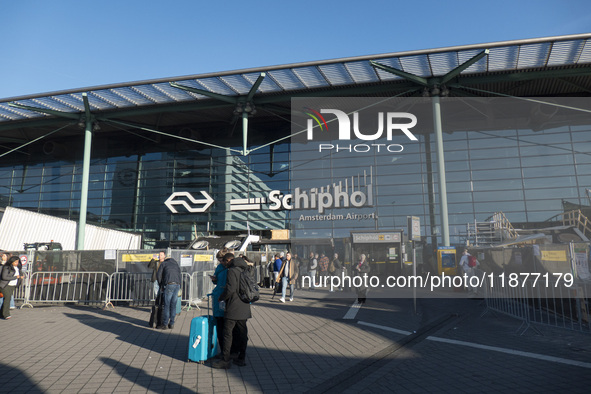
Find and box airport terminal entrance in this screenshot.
[350,230,404,277]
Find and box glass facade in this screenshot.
[0,144,291,247]
[290,97,591,246]
[1,97,590,248]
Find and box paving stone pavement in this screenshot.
[1,287,590,393]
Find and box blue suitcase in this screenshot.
[187,295,219,363]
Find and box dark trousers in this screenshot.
[222,319,248,362]
[1,285,15,318]
[216,316,241,355]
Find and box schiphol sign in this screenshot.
[166,186,375,220]
[229,184,376,220]
[267,186,372,214]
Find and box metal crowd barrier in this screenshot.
[188,271,215,309]
[107,272,154,307]
[13,271,31,306]
[16,270,217,310]
[23,271,110,308]
[483,275,591,335]
[253,265,263,286]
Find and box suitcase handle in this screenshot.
[206,293,213,317]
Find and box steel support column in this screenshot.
[77,93,93,250]
[432,95,450,246]
[242,110,249,156]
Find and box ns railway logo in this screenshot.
[304,108,418,153]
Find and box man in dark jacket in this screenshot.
[212,253,251,369]
[156,254,182,329]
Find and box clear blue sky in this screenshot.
[1,0,590,99]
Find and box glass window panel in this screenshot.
[378,173,425,185]
[376,153,423,166]
[470,158,520,171]
[468,136,519,149]
[445,161,470,171]
[466,147,519,160]
[523,176,577,189]
[472,179,522,191]
[446,182,472,193]
[377,162,427,176]
[574,154,591,165]
[519,133,571,145]
[519,144,574,156]
[527,211,563,222]
[445,172,471,182]
[525,199,565,211]
[523,166,575,178]
[523,154,574,167]
[473,189,524,201]
[471,168,522,181]
[524,187,579,200]
[376,184,425,196]
[473,200,525,212]
[571,130,591,142]
[446,192,473,203]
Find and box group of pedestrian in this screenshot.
[0,251,23,320]
[210,249,252,369]
[302,251,345,291]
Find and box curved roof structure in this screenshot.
[0,33,591,155]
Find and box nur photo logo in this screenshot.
[304,107,419,153]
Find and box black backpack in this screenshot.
[238,268,260,303]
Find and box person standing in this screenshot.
[355,254,370,303]
[0,251,9,311]
[330,253,343,291]
[292,253,302,290]
[148,251,165,299]
[0,256,24,319]
[277,252,298,302]
[459,249,479,294]
[156,253,182,329]
[272,253,284,294]
[212,253,251,369]
[308,252,318,290]
[0,251,16,310]
[318,253,329,285]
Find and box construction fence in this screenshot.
[478,242,591,334]
[9,249,271,309]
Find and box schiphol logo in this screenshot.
[229,169,375,218]
[305,108,418,153]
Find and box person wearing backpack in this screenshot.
[212,253,251,369]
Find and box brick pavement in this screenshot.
[0,287,590,393]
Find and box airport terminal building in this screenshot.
[1,34,591,252]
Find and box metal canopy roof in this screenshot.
[2,33,591,127]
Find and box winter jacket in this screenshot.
[156,258,182,286]
[211,263,228,318]
[147,258,161,282]
[0,264,19,289]
[273,258,283,273]
[277,258,299,285]
[219,257,252,321]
